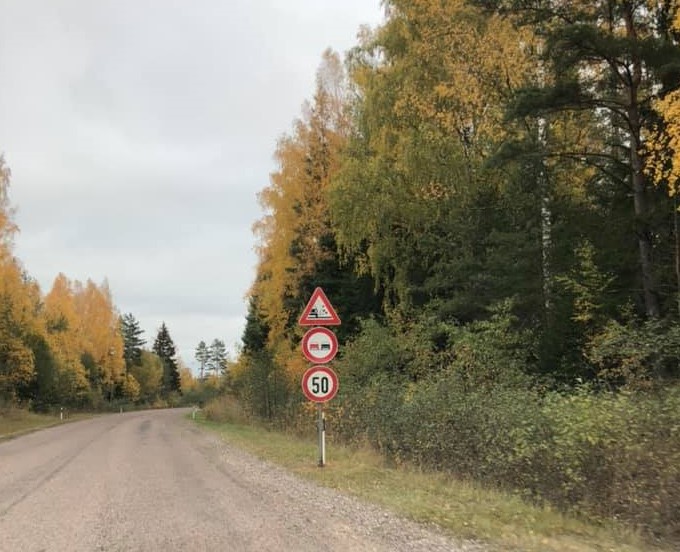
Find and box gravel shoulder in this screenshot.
[0,408,481,552]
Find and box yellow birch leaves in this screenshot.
[44,274,125,398]
[647,2,680,195]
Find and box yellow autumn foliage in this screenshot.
[0,154,128,406]
[74,279,125,386]
[0,252,39,400]
[252,50,350,345]
[647,2,680,194]
[44,273,82,366]
[382,0,535,159]
[44,274,125,398]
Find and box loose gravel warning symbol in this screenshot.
[298,287,341,326]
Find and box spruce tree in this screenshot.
[152,322,181,395]
[119,313,145,372]
[241,296,270,354]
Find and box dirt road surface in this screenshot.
[0,409,480,552]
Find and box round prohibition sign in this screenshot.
[301,327,338,364]
[301,365,339,403]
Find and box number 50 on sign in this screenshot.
[301,365,339,403]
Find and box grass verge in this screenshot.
[193,415,671,552]
[0,409,87,441]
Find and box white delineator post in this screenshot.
[317,403,326,467]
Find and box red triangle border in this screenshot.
[298,287,341,326]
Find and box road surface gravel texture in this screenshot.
[0,408,481,552]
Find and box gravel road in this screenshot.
[0,408,481,551]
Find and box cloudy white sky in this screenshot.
[0,0,384,369]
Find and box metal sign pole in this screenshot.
[300,287,340,468]
[317,403,326,467]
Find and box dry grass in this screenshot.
[0,408,86,441]
[194,414,673,552]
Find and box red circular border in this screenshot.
[301,327,338,364]
[301,365,339,403]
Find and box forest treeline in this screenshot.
[227,0,680,540]
[0,162,185,409]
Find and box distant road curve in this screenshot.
[0,408,479,552]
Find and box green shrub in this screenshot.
[587,318,680,385]
[403,375,547,484]
[332,309,680,540]
[337,319,412,383]
[232,301,680,540]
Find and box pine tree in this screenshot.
[120,313,145,372]
[208,339,228,377]
[476,0,680,318]
[195,340,209,380]
[152,322,181,395]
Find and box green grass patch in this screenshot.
[0,409,87,441]
[193,414,671,552]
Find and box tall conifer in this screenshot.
[152,322,181,395]
[120,313,145,372]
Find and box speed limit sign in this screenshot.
[301,365,339,403]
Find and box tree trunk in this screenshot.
[539,116,552,314]
[625,5,660,318]
[536,37,552,315]
[630,148,660,317]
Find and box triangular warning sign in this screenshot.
[298,287,341,326]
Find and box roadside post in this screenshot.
[318,404,324,467]
[299,287,340,467]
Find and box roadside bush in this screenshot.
[334,373,409,457]
[203,394,250,425]
[180,377,223,408]
[230,301,679,539]
[538,387,680,538]
[337,318,412,384]
[587,318,680,385]
[337,372,680,538]
[331,309,680,540]
[230,350,293,422]
[402,375,547,486]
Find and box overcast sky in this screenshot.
[0,0,384,369]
